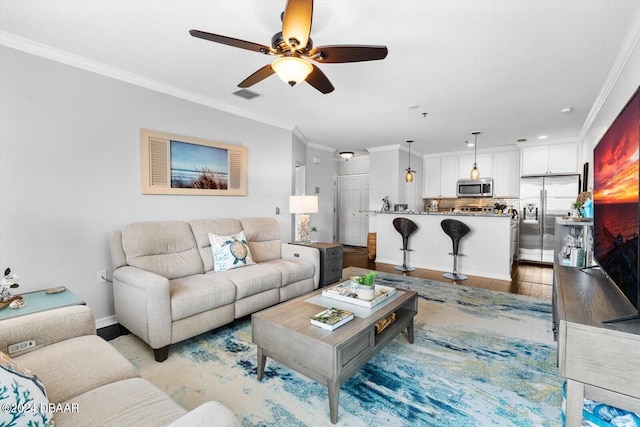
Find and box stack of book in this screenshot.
[310,307,354,331]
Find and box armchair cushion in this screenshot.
[0,351,53,427]
[52,378,187,427]
[15,335,138,404]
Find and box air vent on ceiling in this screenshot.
[232,89,262,100]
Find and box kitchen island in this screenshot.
[375,211,514,281]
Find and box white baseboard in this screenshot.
[96,315,118,330]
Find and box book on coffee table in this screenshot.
[310,307,354,331]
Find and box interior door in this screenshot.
[338,174,369,246]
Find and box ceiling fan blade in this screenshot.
[238,64,275,88]
[189,29,272,55]
[305,64,334,94]
[309,45,388,63]
[282,0,313,51]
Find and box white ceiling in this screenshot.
[2,0,640,158]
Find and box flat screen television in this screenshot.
[593,86,640,323]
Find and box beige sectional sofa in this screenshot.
[110,217,320,362]
[0,305,238,426]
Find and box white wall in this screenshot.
[336,154,370,175]
[305,146,337,242]
[0,47,294,324]
[581,21,640,189]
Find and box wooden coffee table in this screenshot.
[252,285,418,424]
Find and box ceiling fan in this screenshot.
[189,0,388,94]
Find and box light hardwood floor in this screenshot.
[342,246,553,299]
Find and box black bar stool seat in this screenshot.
[441,219,471,281]
[393,217,418,272]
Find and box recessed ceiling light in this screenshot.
[465,140,474,147]
[538,135,548,140]
[560,107,573,113]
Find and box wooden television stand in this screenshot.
[554,265,640,426]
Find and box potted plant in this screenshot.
[357,271,376,301]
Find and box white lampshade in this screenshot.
[272,57,313,86]
[289,195,318,214]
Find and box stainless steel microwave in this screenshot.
[456,178,493,197]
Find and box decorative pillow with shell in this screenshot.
[0,351,53,427]
[208,231,255,272]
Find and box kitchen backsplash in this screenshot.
[423,197,520,213]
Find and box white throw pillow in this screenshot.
[0,351,53,427]
[208,231,255,272]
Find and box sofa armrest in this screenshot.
[112,266,172,349]
[281,243,321,289]
[167,401,239,427]
[0,305,95,357]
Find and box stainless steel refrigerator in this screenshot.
[519,175,580,263]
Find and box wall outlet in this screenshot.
[97,269,107,283]
[8,340,36,354]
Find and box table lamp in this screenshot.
[289,195,318,243]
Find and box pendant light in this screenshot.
[405,139,415,183]
[470,131,481,180]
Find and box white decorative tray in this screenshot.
[322,281,396,308]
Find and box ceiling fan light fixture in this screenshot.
[271,56,313,86]
[339,151,355,161]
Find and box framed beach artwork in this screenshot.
[140,129,248,196]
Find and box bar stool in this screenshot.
[393,217,418,272]
[441,219,470,281]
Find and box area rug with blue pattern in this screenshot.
[110,267,563,426]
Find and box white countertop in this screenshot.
[376,210,513,218]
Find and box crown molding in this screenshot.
[579,9,640,140]
[0,31,292,132]
[367,144,401,153]
[307,142,336,153]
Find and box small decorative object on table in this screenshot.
[0,267,21,309]
[381,196,390,213]
[356,271,377,301]
[375,312,397,334]
[310,307,354,331]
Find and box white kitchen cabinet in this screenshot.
[423,155,458,198]
[492,150,520,197]
[440,156,459,197]
[458,153,493,180]
[423,157,441,198]
[521,143,579,175]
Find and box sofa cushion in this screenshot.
[189,219,243,273]
[206,264,281,300]
[209,231,255,272]
[261,258,315,286]
[120,221,203,280]
[239,217,282,262]
[0,351,53,427]
[170,275,237,321]
[52,378,187,427]
[14,335,139,404]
